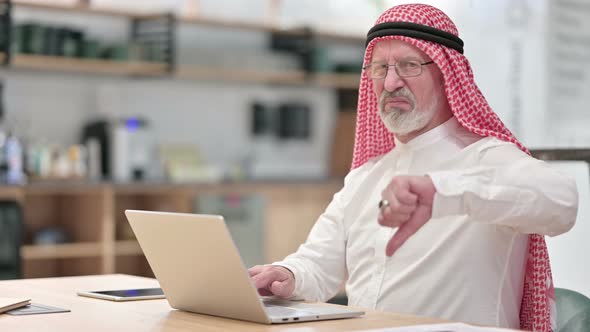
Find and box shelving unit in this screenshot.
[0,181,340,278]
[313,73,361,89]
[22,242,102,259]
[0,53,169,76]
[12,0,157,19]
[0,0,363,88]
[0,1,359,279]
[2,0,175,76]
[179,16,276,32]
[175,66,307,85]
[114,240,142,256]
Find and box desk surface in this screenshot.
[0,274,447,332]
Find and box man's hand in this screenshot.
[378,175,436,257]
[248,265,295,298]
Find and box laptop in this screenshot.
[124,210,364,324]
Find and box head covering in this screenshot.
[352,4,555,332]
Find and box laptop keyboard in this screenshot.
[263,299,301,307]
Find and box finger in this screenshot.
[382,185,400,204]
[252,270,280,290]
[381,192,402,215]
[385,225,412,257]
[257,288,274,296]
[377,212,385,225]
[270,280,293,298]
[248,265,265,277]
[388,181,417,205]
[380,201,414,221]
[387,202,416,215]
[378,212,411,228]
[385,211,428,256]
[396,190,418,205]
[383,190,417,215]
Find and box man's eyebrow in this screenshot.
[399,56,424,62]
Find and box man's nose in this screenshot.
[383,67,405,92]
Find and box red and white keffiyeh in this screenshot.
[352,4,555,331]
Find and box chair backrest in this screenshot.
[546,161,590,297]
[0,200,23,280]
[555,288,590,332]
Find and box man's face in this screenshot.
[370,40,447,138]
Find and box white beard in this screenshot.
[379,87,439,136]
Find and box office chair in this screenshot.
[0,200,23,280]
[555,288,590,332]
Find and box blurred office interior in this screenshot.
[0,0,588,301]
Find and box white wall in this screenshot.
[1,70,338,179]
[547,161,590,297]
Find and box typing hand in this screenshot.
[378,175,436,257]
[248,265,295,298]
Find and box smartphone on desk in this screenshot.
[77,288,165,301]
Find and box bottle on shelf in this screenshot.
[0,81,7,183]
[4,131,26,184]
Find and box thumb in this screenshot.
[270,280,293,298]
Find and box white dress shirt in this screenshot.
[275,117,578,329]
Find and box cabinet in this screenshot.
[0,181,341,278]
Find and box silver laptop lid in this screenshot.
[125,210,271,324]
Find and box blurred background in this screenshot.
[0,0,588,301]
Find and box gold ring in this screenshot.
[379,199,390,209]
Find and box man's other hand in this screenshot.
[379,175,436,257]
[248,265,295,298]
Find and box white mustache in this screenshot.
[380,88,416,110]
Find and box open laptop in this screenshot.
[124,210,364,324]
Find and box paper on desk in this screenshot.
[359,322,517,332]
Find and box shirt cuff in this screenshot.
[271,261,305,299]
[428,170,466,218]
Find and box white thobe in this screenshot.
[275,117,578,329]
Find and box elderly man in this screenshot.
[249,4,578,331]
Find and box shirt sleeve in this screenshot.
[272,187,348,302]
[428,141,578,236]
[270,157,380,303]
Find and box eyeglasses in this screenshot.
[363,60,434,79]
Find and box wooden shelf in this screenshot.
[316,31,365,43]
[22,242,102,259]
[176,66,361,88]
[0,186,25,203]
[180,16,276,32]
[1,53,169,76]
[0,181,343,277]
[1,54,359,87]
[115,240,143,256]
[313,73,360,89]
[12,0,160,19]
[175,66,306,85]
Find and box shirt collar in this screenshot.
[393,116,461,151]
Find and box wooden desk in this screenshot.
[0,274,453,331]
